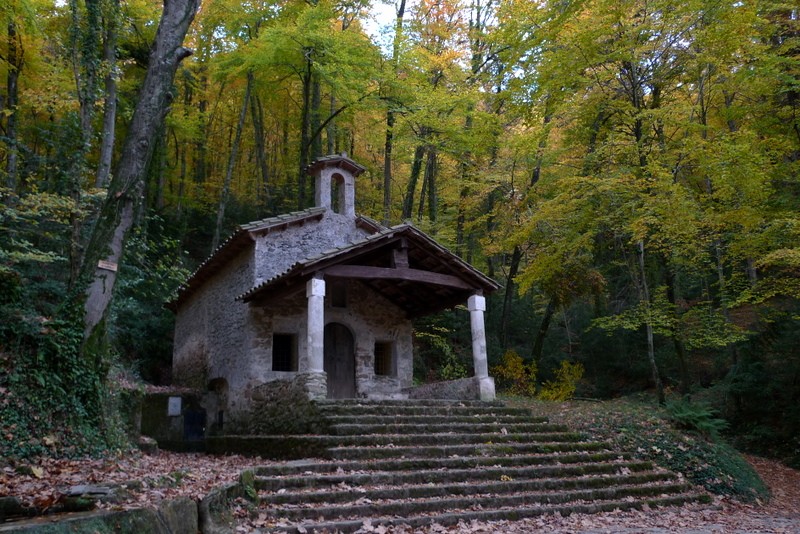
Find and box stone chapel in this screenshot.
[169,154,499,421]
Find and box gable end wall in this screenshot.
[253,212,372,285]
[173,248,255,406]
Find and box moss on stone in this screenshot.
[231,378,330,435]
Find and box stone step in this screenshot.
[327,439,608,460]
[210,431,594,459]
[328,422,565,435]
[255,459,655,491]
[316,403,532,417]
[253,451,628,477]
[221,399,710,532]
[265,493,710,533]
[321,413,550,425]
[259,470,679,505]
[325,431,588,447]
[315,399,506,408]
[262,481,696,523]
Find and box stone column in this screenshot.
[305,277,326,399]
[468,293,495,401]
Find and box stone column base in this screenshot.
[477,376,496,401]
[301,372,327,400]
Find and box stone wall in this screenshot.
[248,278,413,401]
[228,376,330,435]
[253,211,371,285]
[172,248,255,412]
[329,279,413,398]
[0,498,198,534]
[405,377,486,400]
[140,392,206,451]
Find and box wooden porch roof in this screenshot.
[237,224,500,318]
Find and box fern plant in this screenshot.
[666,398,729,439]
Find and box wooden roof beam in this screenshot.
[322,265,473,290]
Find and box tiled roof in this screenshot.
[305,154,366,177]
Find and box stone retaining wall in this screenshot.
[405,377,483,400]
[0,498,198,534]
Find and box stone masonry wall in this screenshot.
[326,279,413,398]
[250,279,413,401]
[405,377,483,400]
[172,249,254,417]
[253,211,371,285]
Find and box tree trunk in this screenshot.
[665,265,691,395]
[530,100,552,186]
[95,0,119,188]
[327,94,336,155]
[424,147,437,223]
[151,125,167,210]
[454,111,473,255]
[82,0,200,344]
[311,71,322,160]
[71,0,102,148]
[383,110,395,225]
[531,295,558,364]
[211,73,252,252]
[455,185,468,256]
[193,67,208,186]
[177,137,187,215]
[382,0,406,225]
[249,86,271,210]
[67,0,104,285]
[298,48,313,209]
[417,159,427,221]
[402,143,426,219]
[5,20,22,192]
[500,245,522,347]
[637,240,665,405]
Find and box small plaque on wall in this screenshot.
[97,260,118,272]
[167,396,182,417]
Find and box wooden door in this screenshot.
[324,323,356,399]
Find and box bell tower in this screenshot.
[307,153,366,218]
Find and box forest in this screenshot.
[0,0,798,466]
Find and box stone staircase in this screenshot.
[243,399,709,532]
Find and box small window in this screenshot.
[374,341,393,376]
[272,334,297,372]
[330,173,349,214]
[330,281,347,308]
[331,178,342,214]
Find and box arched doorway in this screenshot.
[324,322,356,398]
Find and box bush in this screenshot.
[538,361,584,401]
[491,350,537,397]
